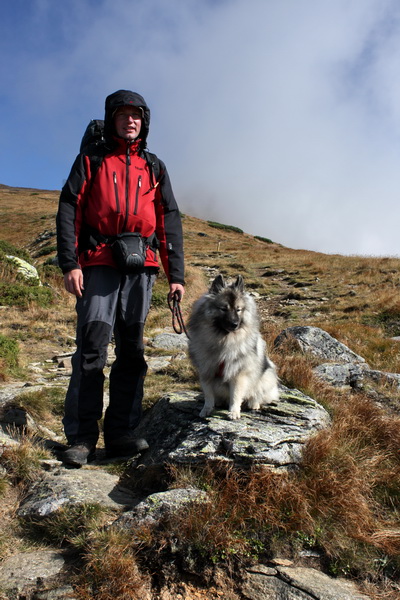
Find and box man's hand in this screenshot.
[168,283,185,302]
[64,269,84,297]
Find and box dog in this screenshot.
[188,274,279,420]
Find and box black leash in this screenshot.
[168,292,189,337]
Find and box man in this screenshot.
[56,90,185,466]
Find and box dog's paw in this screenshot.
[249,402,260,410]
[200,406,213,418]
[228,410,241,420]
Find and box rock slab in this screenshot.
[125,388,330,491]
[243,564,370,600]
[18,468,138,519]
[275,326,366,364]
[0,550,64,594]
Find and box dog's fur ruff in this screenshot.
[188,274,279,420]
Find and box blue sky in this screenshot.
[1,0,400,256]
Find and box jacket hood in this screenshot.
[104,90,150,148]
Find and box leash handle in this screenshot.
[168,292,189,337]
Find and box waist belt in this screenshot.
[81,225,159,252]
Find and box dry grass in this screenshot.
[168,463,314,562]
[0,186,58,248]
[1,186,400,594]
[0,484,25,561]
[74,529,151,600]
[0,431,52,485]
[155,393,400,584]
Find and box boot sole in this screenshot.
[62,452,96,467]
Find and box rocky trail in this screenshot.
[0,324,394,599]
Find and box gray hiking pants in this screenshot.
[63,265,156,446]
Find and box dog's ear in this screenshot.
[233,275,244,292]
[210,274,225,294]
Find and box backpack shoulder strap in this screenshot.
[87,150,108,181]
[142,150,163,188]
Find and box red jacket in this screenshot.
[56,138,185,284]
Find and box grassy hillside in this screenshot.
[0,183,400,599]
[1,183,400,374]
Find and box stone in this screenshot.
[33,586,78,599]
[242,564,371,600]
[314,363,400,391]
[151,332,189,351]
[314,362,368,387]
[0,425,19,450]
[114,487,209,529]
[0,404,63,443]
[0,550,64,594]
[124,388,330,492]
[5,255,41,284]
[2,406,36,427]
[17,468,138,519]
[57,357,72,370]
[0,382,35,409]
[275,326,366,364]
[277,566,370,599]
[364,369,400,389]
[147,356,172,371]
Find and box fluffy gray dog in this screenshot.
[188,274,279,419]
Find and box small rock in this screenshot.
[151,332,189,351]
[18,469,138,519]
[114,487,208,529]
[0,550,64,594]
[147,356,172,371]
[275,326,366,364]
[34,585,78,599]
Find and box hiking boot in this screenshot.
[62,442,96,467]
[105,436,149,459]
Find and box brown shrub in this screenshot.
[75,529,150,600]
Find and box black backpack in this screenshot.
[80,119,161,185]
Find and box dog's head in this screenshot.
[209,275,246,333]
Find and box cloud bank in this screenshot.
[1,0,400,256]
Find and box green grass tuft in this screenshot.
[0,239,30,262]
[207,221,244,234]
[254,235,273,244]
[0,282,53,308]
[0,334,20,379]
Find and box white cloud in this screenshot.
[1,0,400,255]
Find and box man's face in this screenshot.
[114,106,142,140]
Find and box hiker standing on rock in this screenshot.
[56,89,185,466]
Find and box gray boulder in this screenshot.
[0,382,38,409]
[147,355,173,371]
[275,326,366,364]
[314,362,400,390]
[365,369,400,389]
[114,487,208,529]
[313,362,368,388]
[18,468,138,519]
[151,332,188,351]
[0,550,65,597]
[243,564,370,600]
[124,388,330,492]
[5,255,41,284]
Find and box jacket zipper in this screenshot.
[134,176,142,215]
[122,143,142,229]
[113,172,120,213]
[122,144,131,231]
